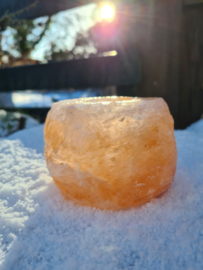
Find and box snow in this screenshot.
[0,88,103,109]
[7,125,44,154]
[0,119,203,270]
[0,89,103,108]
[186,117,203,136]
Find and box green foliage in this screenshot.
[13,21,35,56]
[0,110,21,137]
[0,1,50,60]
[12,17,51,57]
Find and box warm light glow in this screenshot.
[103,50,117,57]
[100,4,115,20]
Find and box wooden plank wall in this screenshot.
[131,0,182,128]
[0,54,139,91]
[131,0,203,128]
[179,5,203,128]
[184,0,203,6]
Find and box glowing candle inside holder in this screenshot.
[44,97,177,210]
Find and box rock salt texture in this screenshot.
[44,97,177,210]
[0,119,203,270]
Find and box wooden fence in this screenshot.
[0,54,139,91]
[0,0,203,129]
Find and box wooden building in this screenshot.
[0,0,203,129]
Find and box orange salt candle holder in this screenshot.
[44,96,177,210]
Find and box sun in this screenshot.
[100,4,115,20]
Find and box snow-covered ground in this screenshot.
[0,89,103,108]
[12,89,103,108]
[0,120,203,270]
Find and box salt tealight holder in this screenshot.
[44,96,177,210]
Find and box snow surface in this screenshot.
[0,89,103,108]
[0,120,203,270]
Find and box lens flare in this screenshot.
[100,4,115,20]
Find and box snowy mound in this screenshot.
[186,118,203,136]
[0,119,203,270]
